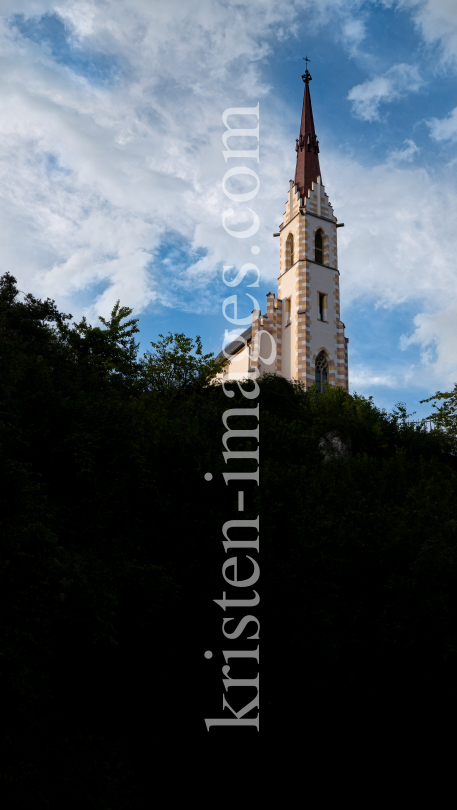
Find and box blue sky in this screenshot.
[1,1,457,418]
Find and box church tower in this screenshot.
[220,66,349,391]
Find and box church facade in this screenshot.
[219,67,349,392]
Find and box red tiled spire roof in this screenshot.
[294,67,321,202]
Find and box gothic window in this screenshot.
[315,351,328,392]
[315,229,323,265]
[285,297,291,324]
[286,233,294,269]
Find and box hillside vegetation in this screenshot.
[1,271,457,803]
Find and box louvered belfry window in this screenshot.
[287,233,294,269]
[315,230,323,265]
[285,297,291,324]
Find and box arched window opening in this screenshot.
[315,229,323,265]
[315,351,328,393]
[286,233,294,269]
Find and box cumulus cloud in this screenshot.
[347,63,423,122]
[320,146,457,390]
[0,0,302,322]
[340,17,367,57]
[386,139,419,164]
[397,0,457,70]
[349,365,397,389]
[427,106,457,141]
[400,302,457,388]
[323,151,457,307]
[1,0,457,400]
[0,0,381,327]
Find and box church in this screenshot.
[219,66,349,392]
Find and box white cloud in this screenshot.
[319,147,457,390]
[386,139,419,164]
[1,0,457,398]
[342,18,366,45]
[400,303,457,388]
[347,63,423,122]
[349,365,397,389]
[397,0,457,70]
[323,152,457,309]
[340,17,366,57]
[427,106,457,141]
[0,0,303,322]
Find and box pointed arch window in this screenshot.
[315,351,328,392]
[286,233,294,270]
[315,229,323,265]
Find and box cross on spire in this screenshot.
[302,56,312,84]
[295,59,321,200]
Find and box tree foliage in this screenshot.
[141,331,228,396]
[421,384,457,435]
[2,271,457,803]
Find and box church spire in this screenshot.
[294,58,322,203]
